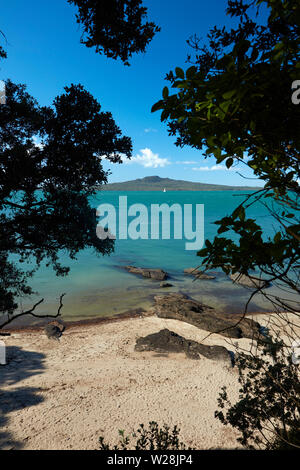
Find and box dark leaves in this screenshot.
[68,0,160,65]
[0,80,132,316]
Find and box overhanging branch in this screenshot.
[0,293,66,330]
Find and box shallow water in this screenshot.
[15,190,292,321]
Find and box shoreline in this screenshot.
[2,304,271,334]
[1,307,148,333]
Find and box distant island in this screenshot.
[102,176,262,191]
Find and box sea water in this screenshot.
[13,190,292,322]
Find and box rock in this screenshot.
[153,293,261,340]
[45,321,65,340]
[135,329,232,364]
[125,266,167,281]
[230,273,270,289]
[197,274,216,280]
[160,282,173,288]
[184,268,199,274]
[184,268,216,279]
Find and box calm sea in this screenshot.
[15,190,289,321]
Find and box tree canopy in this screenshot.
[0,0,158,326]
[68,0,160,65]
[1,2,159,66]
[0,80,132,324]
[152,0,300,314]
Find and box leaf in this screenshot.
[162,86,169,99]
[186,66,197,79]
[222,90,236,100]
[220,101,231,115]
[160,109,169,121]
[175,67,185,79]
[274,232,282,243]
[195,101,208,112]
[214,148,222,159]
[239,206,245,221]
[232,206,241,219]
[206,136,216,147]
[151,100,164,113]
[218,226,229,234]
[172,80,184,88]
[226,157,234,168]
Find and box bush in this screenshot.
[215,333,300,450]
[99,421,192,450]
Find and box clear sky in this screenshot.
[1,0,262,186]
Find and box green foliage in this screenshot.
[153,0,300,192]
[68,0,160,65]
[153,0,300,312]
[215,334,300,450]
[0,80,132,324]
[153,0,300,450]
[99,421,191,450]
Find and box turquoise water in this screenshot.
[16,191,286,321]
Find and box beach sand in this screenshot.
[0,312,298,450]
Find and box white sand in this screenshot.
[1,312,298,450]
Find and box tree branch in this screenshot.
[0,293,66,330]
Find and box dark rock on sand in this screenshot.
[45,321,65,340]
[135,329,232,364]
[230,273,270,289]
[125,266,167,281]
[153,293,261,340]
[184,268,216,279]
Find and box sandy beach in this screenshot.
[0,311,297,450]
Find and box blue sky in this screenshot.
[1,0,262,186]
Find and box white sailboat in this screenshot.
[163,188,167,193]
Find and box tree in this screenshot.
[68,0,160,65]
[0,0,157,327]
[152,0,299,316]
[152,0,300,448]
[1,2,159,66]
[0,80,132,327]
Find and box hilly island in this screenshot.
[102,176,262,191]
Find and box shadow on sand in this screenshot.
[0,345,46,450]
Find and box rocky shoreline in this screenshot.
[3,264,273,334]
[4,292,267,338]
[4,290,265,371]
